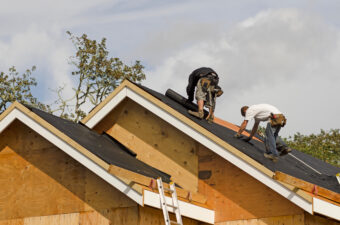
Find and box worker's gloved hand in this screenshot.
[216,89,223,97]
[244,137,252,142]
[234,133,242,138]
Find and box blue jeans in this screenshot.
[264,123,288,156]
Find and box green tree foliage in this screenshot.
[0,66,50,113]
[54,31,146,122]
[285,129,340,167]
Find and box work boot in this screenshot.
[206,115,214,124]
[264,153,278,162]
[188,110,204,119]
[279,147,292,156]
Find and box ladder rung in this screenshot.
[164,187,174,193]
[157,178,183,225]
[166,203,178,208]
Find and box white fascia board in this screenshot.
[86,88,127,128]
[313,197,340,221]
[124,88,313,214]
[0,108,143,206]
[143,190,215,224]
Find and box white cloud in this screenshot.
[0,25,74,102]
[0,0,119,37]
[143,8,340,136]
[1,1,340,136]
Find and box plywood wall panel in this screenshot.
[138,206,203,225]
[23,213,79,225]
[0,218,24,225]
[100,99,199,192]
[215,214,304,225]
[84,168,137,212]
[108,207,139,225]
[304,212,340,225]
[0,145,85,220]
[80,207,139,225]
[0,120,136,221]
[79,211,109,225]
[198,145,303,222]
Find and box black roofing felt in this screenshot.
[23,105,171,183]
[136,84,340,194]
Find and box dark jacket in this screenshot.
[186,67,218,102]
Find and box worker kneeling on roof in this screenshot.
[235,104,291,162]
[186,67,223,123]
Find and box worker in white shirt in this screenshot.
[235,104,291,162]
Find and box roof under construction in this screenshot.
[136,84,340,194]
[24,104,171,183]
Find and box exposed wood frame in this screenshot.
[143,189,215,224]
[108,164,208,205]
[82,81,314,214]
[0,103,212,223]
[274,171,340,203]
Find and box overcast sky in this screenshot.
[1,0,340,137]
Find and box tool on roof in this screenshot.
[157,178,183,225]
[287,153,322,175]
[165,89,198,111]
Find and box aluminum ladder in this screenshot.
[157,178,183,225]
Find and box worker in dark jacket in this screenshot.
[186,67,223,123]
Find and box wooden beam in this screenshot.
[108,164,207,205]
[107,121,198,192]
[273,171,340,203]
[108,164,154,188]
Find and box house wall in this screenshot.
[94,98,199,192]
[214,213,340,225]
[198,144,304,222]
[90,99,339,224]
[304,213,340,225]
[215,214,305,225]
[139,206,207,225]
[0,119,202,225]
[0,120,136,224]
[93,99,314,222]
[0,206,205,225]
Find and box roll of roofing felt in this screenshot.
[165,89,198,111]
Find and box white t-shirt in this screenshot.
[244,104,281,122]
